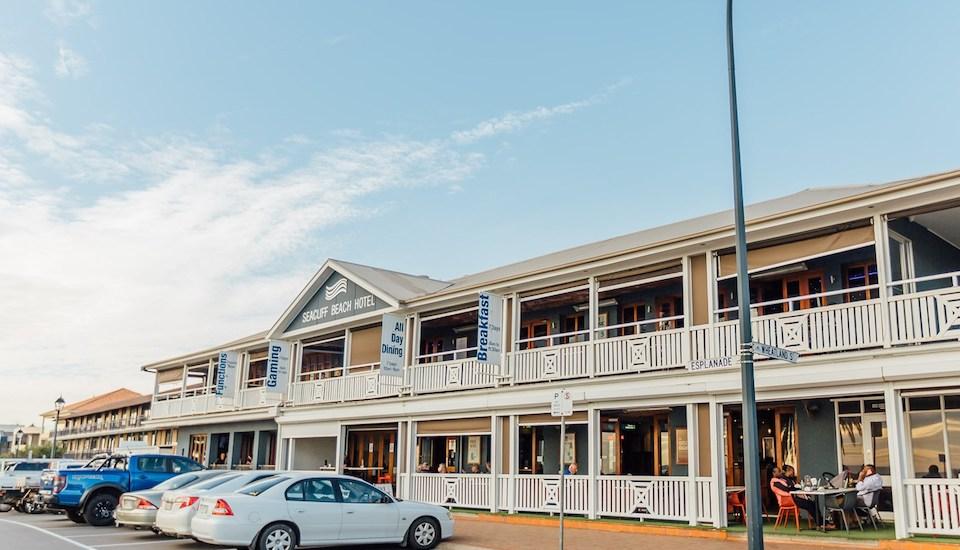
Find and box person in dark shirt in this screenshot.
[922,465,942,479]
[770,465,822,527]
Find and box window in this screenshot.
[239,476,288,496]
[138,457,167,473]
[844,262,879,302]
[337,478,389,504]
[563,314,586,343]
[153,473,199,491]
[285,481,306,501]
[170,457,202,474]
[304,479,337,502]
[519,320,549,350]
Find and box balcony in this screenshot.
[283,270,960,409]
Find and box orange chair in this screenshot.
[728,490,747,524]
[377,473,393,484]
[773,492,812,532]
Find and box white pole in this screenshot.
[559,414,565,550]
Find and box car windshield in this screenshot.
[193,474,241,490]
[238,476,288,496]
[152,473,200,491]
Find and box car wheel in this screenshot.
[0,504,11,513]
[66,509,86,523]
[256,523,297,550]
[407,517,440,550]
[83,493,118,527]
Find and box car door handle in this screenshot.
[346,511,355,514]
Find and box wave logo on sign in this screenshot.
[324,278,348,300]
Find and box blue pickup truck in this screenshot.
[46,454,203,526]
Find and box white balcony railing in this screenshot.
[512,475,590,515]
[404,473,492,510]
[156,273,960,414]
[905,478,960,535]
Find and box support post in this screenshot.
[725,1,762,547]
[710,399,725,528]
[873,214,893,348]
[884,384,910,539]
[587,276,598,378]
[687,403,699,526]
[508,414,517,514]
[490,415,499,512]
[588,408,599,519]
[405,420,417,500]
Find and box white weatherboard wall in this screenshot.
[291,437,337,469]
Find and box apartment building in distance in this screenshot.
[42,388,176,459]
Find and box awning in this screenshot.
[417,417,491,435]
[157,367,184,384]
[717,226,874,279]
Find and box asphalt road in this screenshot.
[0,511,469,550]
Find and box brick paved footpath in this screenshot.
[445,514,921,550]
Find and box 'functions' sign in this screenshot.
[215,351,238,400]
[265,340,291,398]
[286,270,389,332]
[477,291,503,364]
[380,314,405,376]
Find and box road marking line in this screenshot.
[67,532,135,538]
[94,541,178,548]
[0,519,96,549]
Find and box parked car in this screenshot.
[191,473,453,550]
[155,470,278,537]
[0,460,50,512]
[46,453,203,526]
[115,470,225,529]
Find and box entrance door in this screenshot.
[862,414,891,485]
[188,435,207,466]
[520,320,550,350]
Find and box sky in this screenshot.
[1,1,959,426]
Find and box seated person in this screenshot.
[855,464,883,505]
[771,465,821,526]
[564,462,579,475]
[922,465,942,479]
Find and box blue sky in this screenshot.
[1,1,959,424]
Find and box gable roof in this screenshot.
[430,170,960,296]
[40,388,151,419]
[332,259,451,300]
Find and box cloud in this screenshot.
[44,0,94,26]
[55,43,88,79]
[0,49,601,425]
[451,79,630,144]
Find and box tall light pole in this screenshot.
[52,396,65,460]
[725,0,764,548]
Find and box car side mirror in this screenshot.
[380,495,393,504]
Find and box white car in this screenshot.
[155,470,277,537]
[191,472,454,550]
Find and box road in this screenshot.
[0,511,478,550]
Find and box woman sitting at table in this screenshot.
[771,465,821,527]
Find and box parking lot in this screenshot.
[0,512,472,550]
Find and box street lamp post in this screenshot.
[52,396,65,460]
[725,1,764,549]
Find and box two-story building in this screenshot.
[143,168,960,539]
[42,388,176,459]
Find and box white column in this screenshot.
[490,415,499,512]
[335,424,346,474]
[343,331,353,378]
[403,420,416,500]
[508,414,517,514]
[687,402,699,526]
[588,407,599,519]
[884,384,910,539]
[873,214,893,348]
[251,430,261,468]
[286,438,295,470]
[587,276,598,378]
[709,399,725,528]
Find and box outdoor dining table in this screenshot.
[790,487,859,530]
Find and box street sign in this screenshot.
[551,389,573,417]
[752,342,800,363]
[688,356,737,371]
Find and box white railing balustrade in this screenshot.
[596,476,689,521]
[511,341,591,383]
[407,473,491,509]
[905,478,960,535]
[695,477,717,524]
[408,358,499,394]
[512,475,590,515]
[594,326,686,376]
